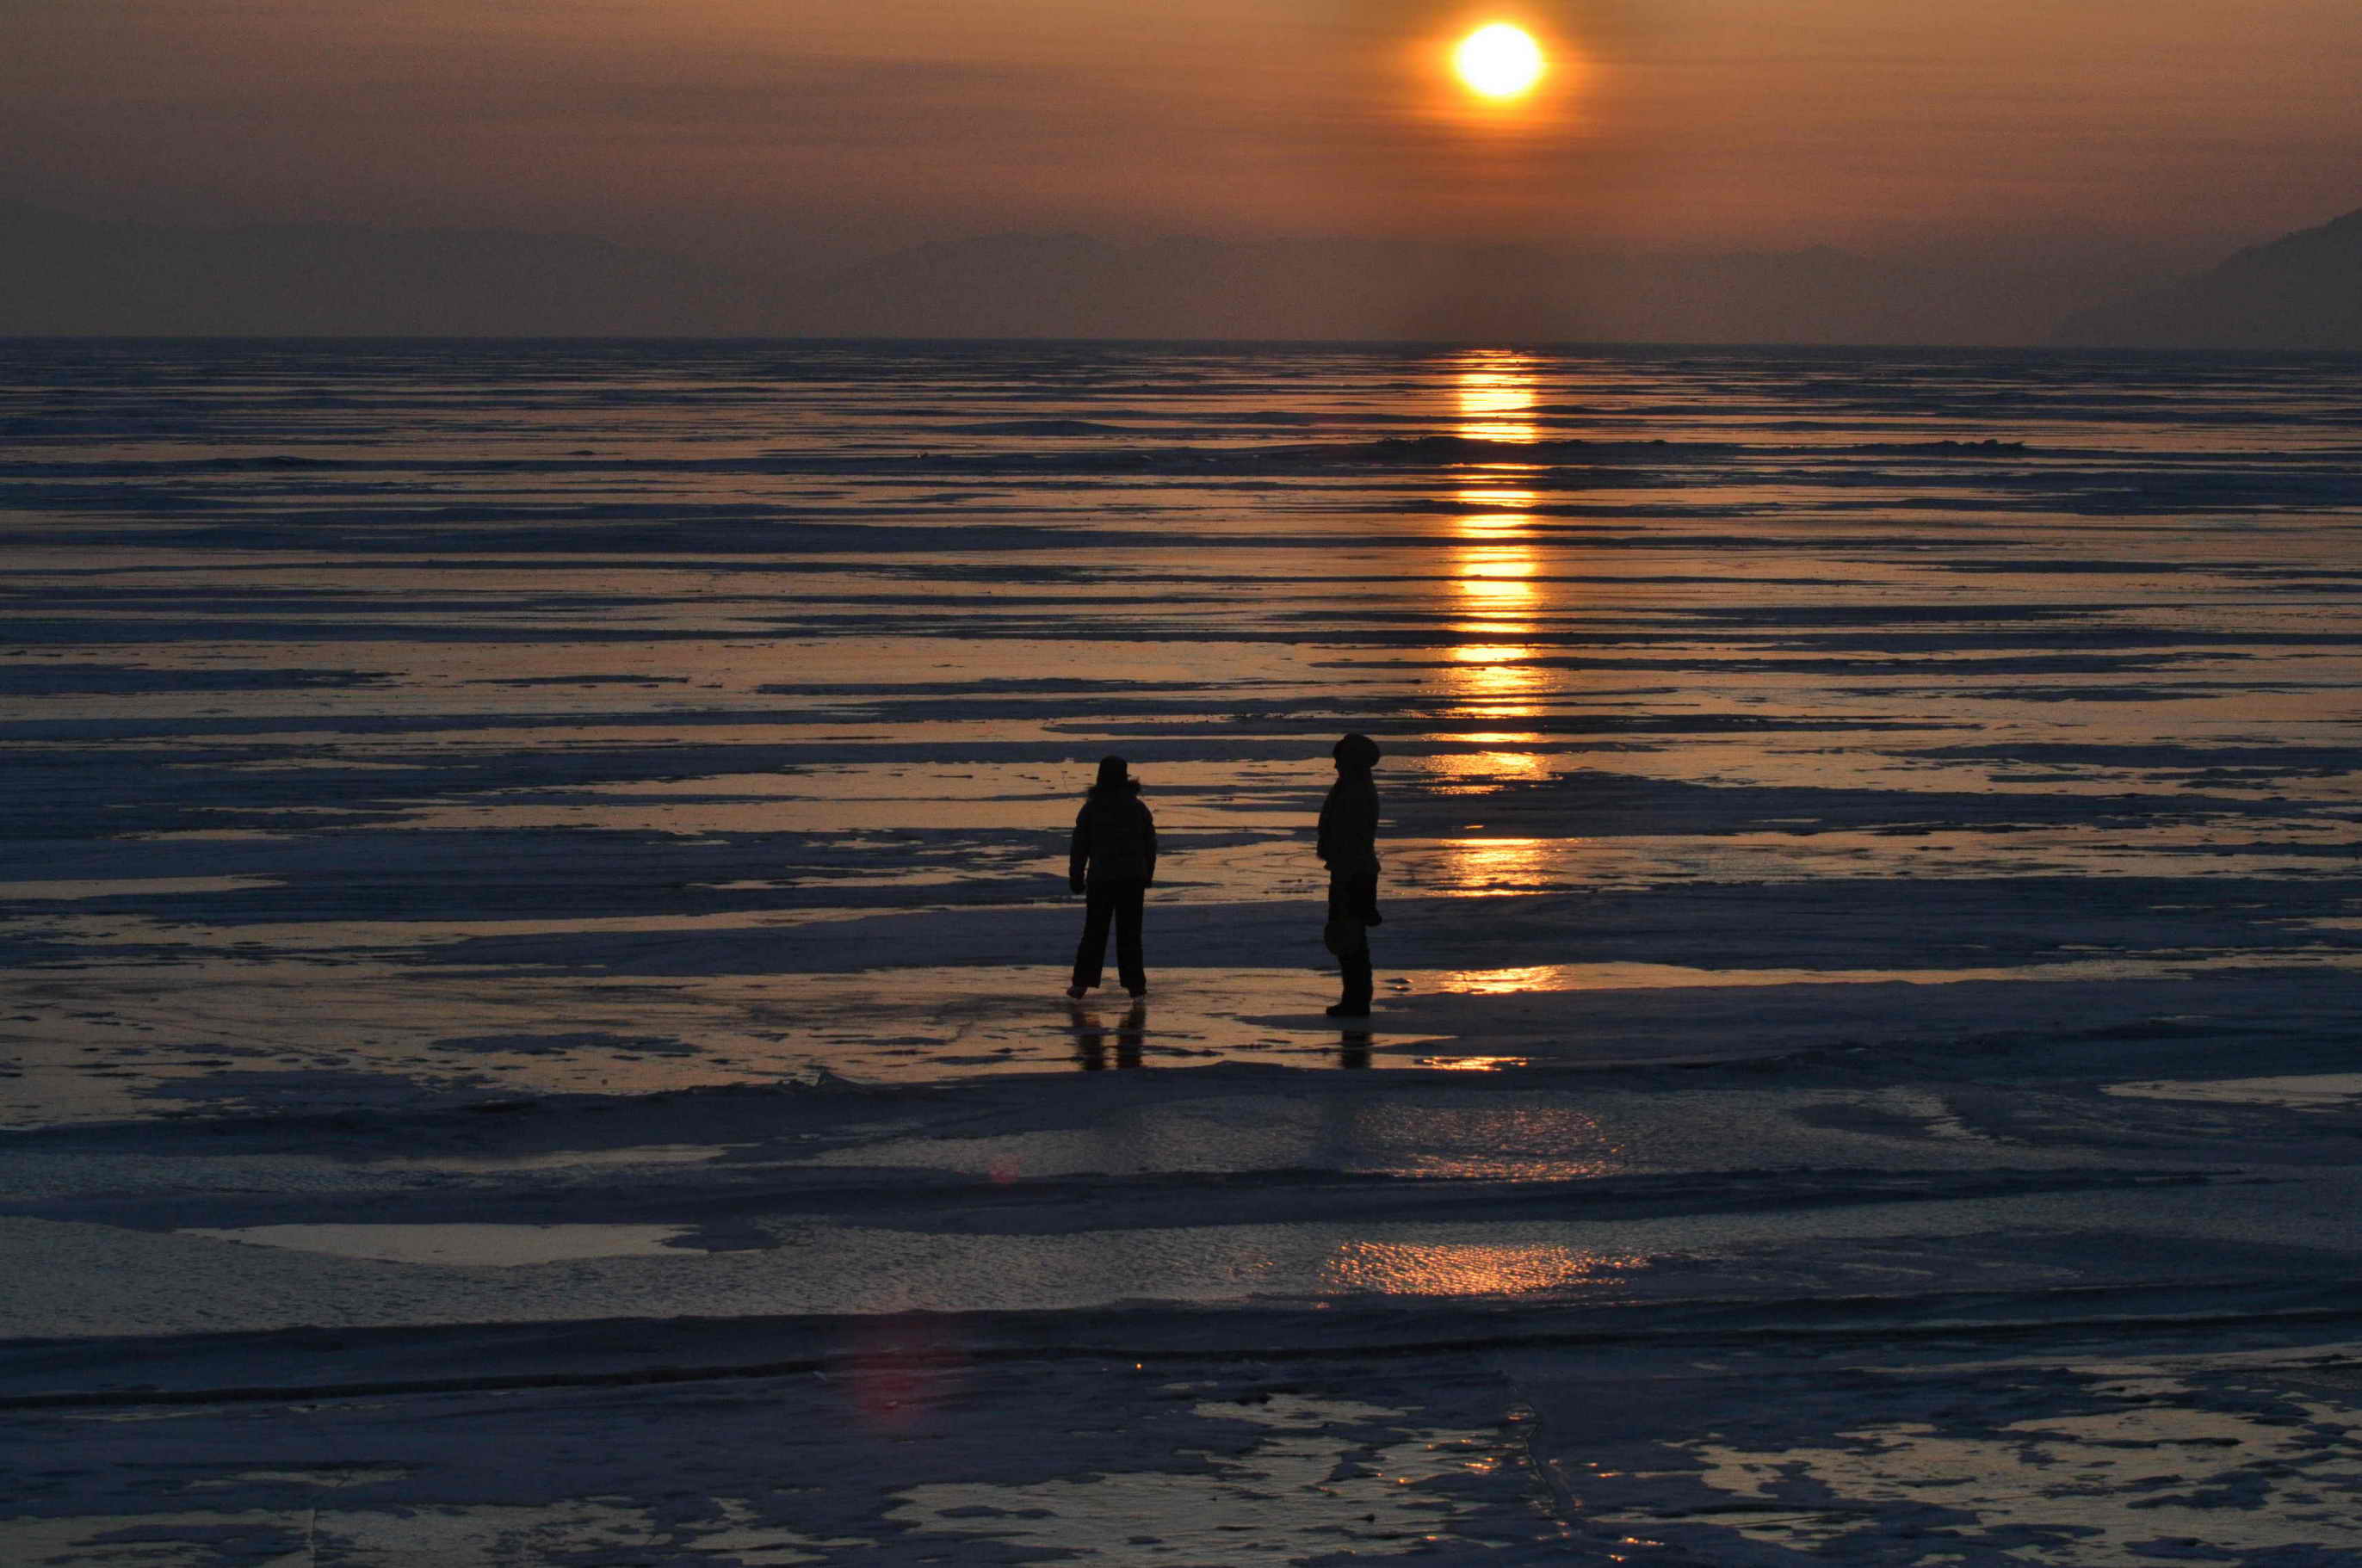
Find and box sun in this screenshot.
[1453,23,1546,100]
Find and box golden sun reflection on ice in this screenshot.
[1444,836,1556,887]
[1451,543,1538,601]
[1437,732,1547,781]
[1433,352,1576,887]
[1445,644,1546,717]
[1453,351,1542,443]
[1442,964,1570,996]
[1446,352,1547,713]
[1322,1240,1642,1296]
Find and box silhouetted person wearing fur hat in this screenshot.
[1320,733,1382,1017]
[1067,755,1156,998]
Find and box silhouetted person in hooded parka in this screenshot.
[1320,733,1382,1017]
[1067,755,1156,998]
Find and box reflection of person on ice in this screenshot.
[1067,755,1156,999]
[1319,733,1382,1018]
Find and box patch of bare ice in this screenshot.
[1666,1379,2362,1565]
[888,1393,1507,1565]
[0,1498,857,1568]
[2105,1072,2362,1112]
[175,1223,696,1265]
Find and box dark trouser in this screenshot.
[1073,878,1147,991]
[1326,868,1377,1012]
[1329,867,1380,926]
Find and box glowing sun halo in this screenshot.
[1454,23,1545,100]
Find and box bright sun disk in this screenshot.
[1454,23,1545,100]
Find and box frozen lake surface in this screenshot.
[4,338,2362,1564]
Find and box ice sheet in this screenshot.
[9,339,2362,1564]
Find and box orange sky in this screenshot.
[7,0,2360,267]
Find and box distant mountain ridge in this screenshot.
[2055,207,2362,350]
[785,231,2136,347]
[11,196,2345,346]
[0,201,775,336]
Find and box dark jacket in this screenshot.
[1071,782,1157,887]
[1318,769,1379,873]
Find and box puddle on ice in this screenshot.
[2104,1072,2362,1111]
[801,1094,1632,1182]
[889,1394,1504,1565]
[175,1223,696,1265]
[1413,1053,1533,1071]
[360,1143,748,1173]
[187,1468,411,1491]
[0,875,281,901]
[1434,957,2169,996]
[1850,1087,1994,1141]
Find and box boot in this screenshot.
[1327,952,1373,1018]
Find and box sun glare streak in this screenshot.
[1453,23,1547,101]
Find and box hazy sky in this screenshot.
[9,0,2361,269]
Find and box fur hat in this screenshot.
[1093,755,1131,791]
[1332,733,1381,769]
